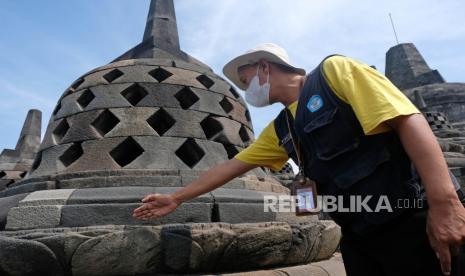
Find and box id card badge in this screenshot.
[291,175,319,215]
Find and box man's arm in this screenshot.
[387,113,465,275]
[132,158,257,220]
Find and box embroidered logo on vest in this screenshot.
[307,95,324,112]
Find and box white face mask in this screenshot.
[245,66,270,107]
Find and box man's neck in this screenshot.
[278,75,307,107]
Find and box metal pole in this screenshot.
[389,13,400,45]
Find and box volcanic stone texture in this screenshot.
[0,220,341,275]
[3,186,294,231]
[22,59,256,184]
[0,110,41,191]
[386,43,445,90]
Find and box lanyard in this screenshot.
[284,108,305,179]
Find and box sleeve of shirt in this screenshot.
[322,56,420,135]
[234,121,289,171]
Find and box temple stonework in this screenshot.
[0,110,41,192]
[386,43,465,191]
[2,4,464,273]
[0,1,343,275]
[3,3,465,273]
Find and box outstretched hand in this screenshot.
[133,193,181,220]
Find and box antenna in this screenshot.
[389,13,400,45]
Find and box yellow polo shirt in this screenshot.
[234,55,420,171]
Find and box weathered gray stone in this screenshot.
[0,110,41,191]
[0,235,62,276]
[215,222,293,271]
[216,203,276,223]
[187,223,237,271]
[275,211,319,224]
[211,188,278,203]
[28,143,76,177]
[283,222,326,265]
[315,220,342,261]
[160,108,210,138]
[59,175,183,189]
[34,233,91,275]
[0,221,338,274]
[56,83,133,120]
[6,205,63,230]
[60,202,212,227]
[0,193,28,230]
[72,228,161,276]
[105,107,159,137]
[66,186,212,204]
[386,43,444,90]
[0,181,56,197]
[19,189,75,207]
[217,253,346,276]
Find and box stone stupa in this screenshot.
[0,110,41,192]
[386,43,465,190]
[0,1,342,275]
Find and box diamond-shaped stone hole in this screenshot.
[223,144,239,159]
[175,138,205,168]
[245,110,252,122]
[219,97,234,114]
[77,89,95,109]
[196,74,215,89]
[19,171,27,178]
[59,142,83,167]
[121,84,148,106]
[147,108,176,136]
[52,102,62,116]
[200,116,223,139]
[71,78,85,90]
[31,151,42,171]
[0,171,6,178]
[239,125,251,142]
[53,119,70,144]
[5,180,15,187]
[91,109,120,137]
[103,69,124,83]
[229,87,240,98]
[110,137,144,167]
[175,87,199,109]
[149,67,173,83]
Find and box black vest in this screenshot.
[275,56,424,235]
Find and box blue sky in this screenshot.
[1,0,464,151]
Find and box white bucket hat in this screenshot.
[223,43,306,90]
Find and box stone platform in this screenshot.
[0,221,342,276]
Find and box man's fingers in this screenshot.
[142,193,160,203]
[436,245,452,276]
[133,205,149,213]
[132,203,163,220]
[133,209,150,217]
[137,211,160,220]
[133,211,153,219]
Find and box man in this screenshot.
[133,43,465,275]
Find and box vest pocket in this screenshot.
[331,146,391,189]
[303,107,360,161]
